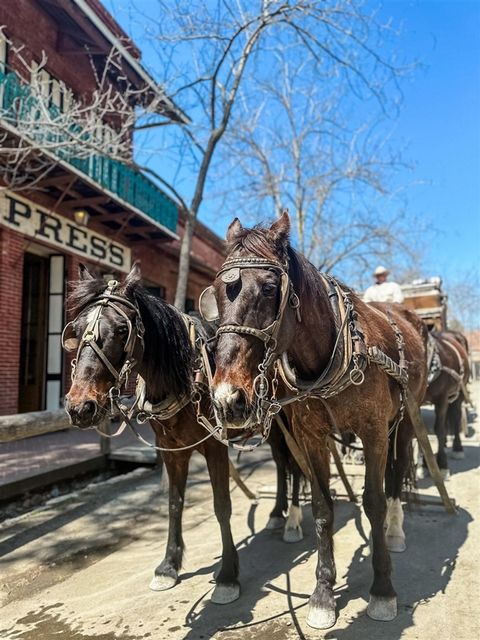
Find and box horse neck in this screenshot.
[136,299,192,404]
[287,271,337,378]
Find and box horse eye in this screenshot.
[262,283,276,296]
[116,325,128,335]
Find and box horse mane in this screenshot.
[227,223,344,302]
[67,277,194,400]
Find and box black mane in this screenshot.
[67,277,194,402]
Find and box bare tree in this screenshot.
[447,269,480,332]
[132,0,409,308]
[0,27,176,192]
[214,50,425,287]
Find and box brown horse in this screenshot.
[207,212,428,629]
[422,330,470,477]
[63,263,304,605]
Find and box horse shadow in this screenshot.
[325,503,472,640]
[180,497,357,639]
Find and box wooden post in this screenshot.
[328,438,357,503]
[99,418,111,456]
[405,391,456,514]
[228,459,257,501]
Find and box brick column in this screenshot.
[0,227,24,415]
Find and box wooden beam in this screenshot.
[0,410,71,443]
[405,391,457,514]
[62,195,112,209]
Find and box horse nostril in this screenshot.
[79,400,96,419]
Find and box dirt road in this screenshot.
[1,388,479,640]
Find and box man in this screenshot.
[363,265,404,304]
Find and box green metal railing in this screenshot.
[0,70,178,233]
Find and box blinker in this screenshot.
[63,337,79,352]
[199,285,219,322]
[221,268,240,284]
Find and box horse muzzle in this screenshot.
[212,383,251,429]
[64,397,100,429]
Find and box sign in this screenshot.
[0,191,131,272]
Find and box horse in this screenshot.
[422,330,470,477]
[63,263,305,605]
[206,212,428,629]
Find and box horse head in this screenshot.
[63,262,143,428]
[205,211,300,429]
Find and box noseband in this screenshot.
[62,279,145,408]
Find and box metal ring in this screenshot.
[350,369,365,386]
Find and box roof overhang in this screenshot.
[36,0,189,124]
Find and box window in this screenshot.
[145,285,166,299]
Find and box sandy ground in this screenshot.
[1,385,479,640]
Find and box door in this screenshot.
[19,253,49,412]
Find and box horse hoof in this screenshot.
[451,450,465,460]
[440,468,450,481]
[386,535,406,553]
[307,605,336,629]
[150,574,177,591]
[367,595,397,621]
[211,582,240,605]
[416,466,428,480]
[265,516,285,530]
[283,526,303,543]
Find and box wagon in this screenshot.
[400,277,447,331]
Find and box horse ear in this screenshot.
[269,210,290,246]
[226,217,244,244]
[124,261,142,292]
[79,264,94,280]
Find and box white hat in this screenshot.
[374,265,389,276]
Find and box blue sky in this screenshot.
[106,0,479,303]
[373,1,480,284]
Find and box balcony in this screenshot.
[0,69,178,236]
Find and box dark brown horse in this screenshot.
[63,263,304,605]
[64,264,241,604]
[422,330,470,477]
[208,213,428,629]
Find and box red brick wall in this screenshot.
[0,227,24,414]
[0,1,99,99]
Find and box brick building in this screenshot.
[0,0,225,415]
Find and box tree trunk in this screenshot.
[174,213,196,311]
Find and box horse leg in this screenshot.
[362,430,397,621]
[266,428,289,530]
[150,450,191,591]
[204,441,240,604]
[384,420,414,553]
[434,398,449,478]
[283,457,304,543]
[305,440,336,630]
[448,396,465,459]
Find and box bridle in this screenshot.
[199,255,302,439]
[63,280,225,452]
[62,279,145,413]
